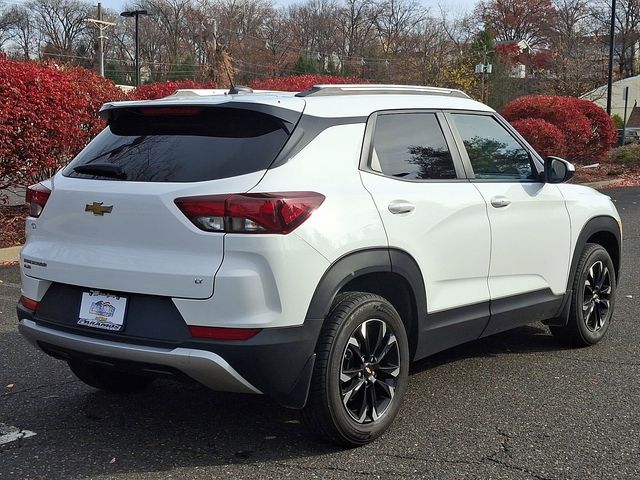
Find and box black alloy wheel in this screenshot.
[303,292,409,446]
[551,243,616,347]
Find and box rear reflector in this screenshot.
[175,192,325,234]
[19,296,39,312]
[188,326,262,341]
[25,183,51,218]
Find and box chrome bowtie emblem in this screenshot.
[85,202,113,215]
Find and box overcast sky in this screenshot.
[100,0,479,15]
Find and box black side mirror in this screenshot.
[544,156,575,183]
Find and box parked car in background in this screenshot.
[617,128,640,145]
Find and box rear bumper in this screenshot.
[17,295,325,408]
[18,318,261,394]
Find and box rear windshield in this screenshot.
[63,106,296,182]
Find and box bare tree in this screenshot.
[374,0,425,57]
[548,0,605,95]
[477,0,558,48]
[28,0,92,57]
[260,8,297,75]
[0,2,20,49]
[5,6,39,58]
[592,0,640,78]
[336,0,380,73]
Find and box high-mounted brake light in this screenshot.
[19,296,39,312]
[175,192,325,234]
[139,107,203,116]
[188,326,262,341]
[25,183,51,218]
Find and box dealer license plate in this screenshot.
[77,290,127,332]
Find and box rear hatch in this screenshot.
[21,97,304,299]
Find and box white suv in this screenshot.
[17,85,622,446]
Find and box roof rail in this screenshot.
[167,89,231,98]
[166,88,289,98]
[295,84,471,99]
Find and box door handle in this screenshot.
[388,200,415,214]
[490,196,511,208]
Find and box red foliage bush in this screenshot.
[572,98,617,160]
[250,74,365,92]
[502,95,615,163]
[128,80,216,100]
[510,118,566,157]
[0,56,124,192]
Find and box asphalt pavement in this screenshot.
[1,188,638,480]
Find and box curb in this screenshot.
[581,179,624,189]
[0,246,21,267]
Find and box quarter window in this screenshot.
[451,114,536,180]
[371,113,457,180]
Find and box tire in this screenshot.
[550,243,616,347]
[68,360,155,393]
[302,292,410,446]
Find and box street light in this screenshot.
[120,9,148,86]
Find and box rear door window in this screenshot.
[370,113,457,180]
[63,107,297,182]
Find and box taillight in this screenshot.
[188,326,262,341]
[19,296,39,312]
[25,183,51,218]
[175,192,325,234]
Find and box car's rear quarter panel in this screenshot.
[253,123,388,263]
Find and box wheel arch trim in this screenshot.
[545,215,621,326]
[570,215,621,286]
[304,247,426,323]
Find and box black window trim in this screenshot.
[443,110,545,183]
[358,109,469,183]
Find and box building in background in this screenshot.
[583,75,640,125]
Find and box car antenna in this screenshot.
[224,58,253,95]
[223,59,235,91]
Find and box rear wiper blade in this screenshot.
[73,163,127,180]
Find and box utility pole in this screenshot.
[622,85,629,145]
[84,4,115,78]
[97,3,103,76]
[475,45,493,104]
[606,0,617,115]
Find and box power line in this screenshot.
[217,25,399,65]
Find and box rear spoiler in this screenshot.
[98,98,305,126]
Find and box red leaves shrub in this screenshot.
[129,80,216,100]
[502,95,616,163]
[572,98,617,160]
[63,66,126,138]
[0,56,124,191]
[502,96,591,158]
[510,118,566,157]
[250,74,365,92]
